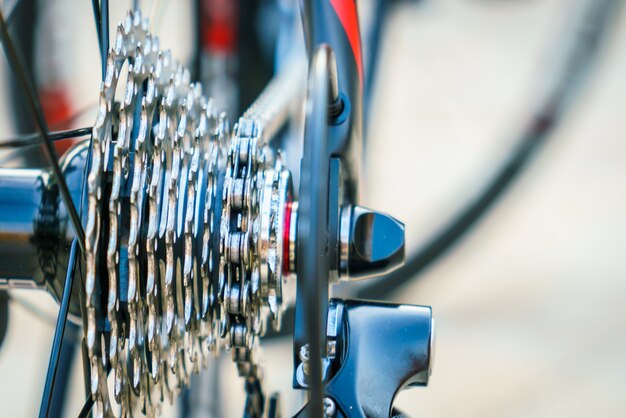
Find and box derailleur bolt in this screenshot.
[299,344,310,375]
[323,397,336,417]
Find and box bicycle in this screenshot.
[0,1,433,417]
[0,0,616,416]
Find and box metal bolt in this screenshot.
[299,344,310,375]
[327,340,337,359]
[299,344,310,362]
[323,397,336,417]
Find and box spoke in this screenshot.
[0,11,85,253]
[38,239,79,418]
[193,0,201,81]
[4,0,25,26]
[77,396,94,418]
[100,0,109,78]
[78,0,109,408]
[91,0,102,64]
[0,127,92,149]
[76,364,111,418]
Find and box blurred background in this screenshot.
[0,0,625,416]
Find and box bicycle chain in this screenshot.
[85,10,295,417]
[220,64,301,378]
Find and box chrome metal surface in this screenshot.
[0,17,303,412]
[0,143,88,318]
[323,397,336,417]
[338,205,405,281]
[0,168,49,287]
[338,206,350,281]
[79,10,302,416]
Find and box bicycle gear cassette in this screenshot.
[84,10,295,417]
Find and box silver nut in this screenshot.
[323,397,336,417]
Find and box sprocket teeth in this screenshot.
[84,7,301,416]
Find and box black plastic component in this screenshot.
[300,0,363,202]
[342,205,405,280]
[296,299,433,418]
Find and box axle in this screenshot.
[0,143,86,316]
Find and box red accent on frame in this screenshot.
[282,201,293,275]
[202,21,237,52]
[201,0,238,53]
[329,0,363,89]
[40,86,74,154]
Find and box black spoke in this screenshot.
[193,0,201,81]
[75,2,109,415]
[91,0,108,78]
[0,11,85,253]
[100,0,109,78]
[38,239,79,418]
[5,0,25,26]
[91,0,102,73]
[76,363,111,418]
[0,127,92,149]
[77,396,94,418]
